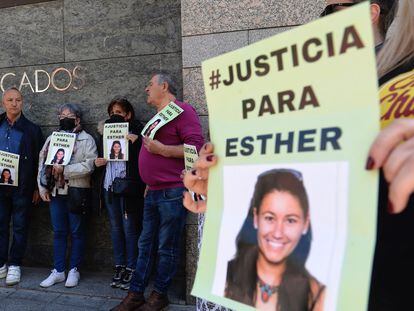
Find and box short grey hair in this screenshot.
[153,70,178,96]
[58,103,82,119]
[2,87,22,102]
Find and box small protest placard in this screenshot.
[141,102,183,139]
[103,122,129,161]
[184,144,198,171]
[45,132,76,166]
[193,3,379,311]
[0,151,19,187]
[184,144,205,202]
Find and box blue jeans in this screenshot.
[130,187,186,294]
[50,195,85,272]
[104,190,139,269]
[0,190,32,266]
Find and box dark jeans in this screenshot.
[0,189,32,266]
[104,190,139,269]
[130,187,186,294]
[50,195,85,272]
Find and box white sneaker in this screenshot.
[5,265,20,286]
[65,267,80,288]
[0,264,7,279]
[40,269,65,288]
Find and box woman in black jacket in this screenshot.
[94,96,145,290]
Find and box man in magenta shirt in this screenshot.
[113,71,204,311]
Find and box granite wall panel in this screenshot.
[183,67,207,115]
[182,0,325,36]
[64,0,181,61]
[249,26,294,44]
[0,1,63,68]
[182,31,248,68]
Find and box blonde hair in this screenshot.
[377,0,414,77]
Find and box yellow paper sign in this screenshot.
[193,3,379,311]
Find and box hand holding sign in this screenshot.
[126,133,139,143]
[183,142,217,214]
[143,136,165,155]
[94,158,108,167]
[367,119,414,214]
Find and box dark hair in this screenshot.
[109,140,124,159]
[225,169,317,311]
[0,168,13,184]
[51,148,65,164]
[152,70,178,96]
[107,96,136,121]
[354,0,396,37]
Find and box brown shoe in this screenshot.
[110,291,145,311]
[139,291,169,311]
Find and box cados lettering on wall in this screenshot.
[0,65,86,93]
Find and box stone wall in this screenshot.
[0,0,182,273]
[181,0,326,303]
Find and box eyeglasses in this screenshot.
[320,2,356,16]
[58,113,76,119]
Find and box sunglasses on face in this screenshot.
[320,2,356,16]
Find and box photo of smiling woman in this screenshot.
[143,118,161,137]
[225,169,325,311]
[51,148,65,165]
[109,140,124,160]
[0,168,14,185]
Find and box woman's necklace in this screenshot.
[257,276,280,303]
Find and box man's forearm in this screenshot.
[161,144,184,158]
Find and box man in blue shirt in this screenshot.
[0,87,43,286]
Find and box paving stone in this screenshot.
[0,287,16,300]
[53,294,107,308]
[8,289,60,303]
[2,298,46,311]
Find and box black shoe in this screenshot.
[110,265,125,288]
[119,267,134,290]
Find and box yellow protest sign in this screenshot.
[193,3,379,311]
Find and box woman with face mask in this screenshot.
[93,96,145,290]
[37,103,97,288]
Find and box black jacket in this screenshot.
[0,113,43,196]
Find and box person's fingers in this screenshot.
[193,154,217,181]
[183,191,207,213]
[199,142,214,157]
[368,119,414,170]
[388,154,414,213]
[382,137,414,182]
[183,191,198,213]
[183,170,208,196]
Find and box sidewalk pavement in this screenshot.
[0,267,194,311]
